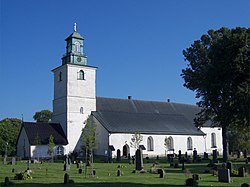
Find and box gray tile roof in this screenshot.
[22,122,68,145]
[94,97,205,135]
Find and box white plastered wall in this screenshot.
[52,64,96,154]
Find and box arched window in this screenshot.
[147,136,154,151]
[80,107,84,114]
[56,146,64,155]
[187,137,193,150]
[165,136,174,151]
[211,133,217,148]
[78,70,85,80]
[75,41,80,52]
[59,72,62,81]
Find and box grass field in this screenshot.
[0,157,249,187]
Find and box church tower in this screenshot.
[52,24,97,154]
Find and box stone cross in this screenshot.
[135,149,143,170]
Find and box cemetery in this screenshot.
[1,152,250,187]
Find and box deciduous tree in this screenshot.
[33,110,52,123]
[181,27,250,162]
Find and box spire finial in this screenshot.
[74,23,77,32]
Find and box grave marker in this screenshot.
[135,149,143,170]
[238,167,246,177]
[218,169,230,183]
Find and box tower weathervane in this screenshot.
[74,23,77,32]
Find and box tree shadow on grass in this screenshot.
[2,181,240,187]
[2,182,184,187]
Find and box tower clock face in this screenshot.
[77,57,81,62]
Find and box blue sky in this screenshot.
[0,0,249,122]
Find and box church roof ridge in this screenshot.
[96,96,197,107]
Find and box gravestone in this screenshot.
[241,183,250,187]
[185,152,188,159]
[218,169,230,183]
[135,149,143,170]
[204,152,208,160]
[243,150,247,159]
[156,155,159,160]
[128,153,131,160]
[64,173,69,184]
[178,150,182,163]
[12,168,15,173]
[192,174,199,181]
[11,157,16,165]
[78,168,82,174]
[226,161,233,175]
[117,169,121,176]
[116,150,121,162]
[4,176,9,186]
[132,156,135,164]
[76,161,80,168]
[212,149,217,162]
[185,178,197,186]
[182,157,185,170]
[92,169,96,176]
[167,154,171,163]
[159,169,165,178]
[237,150,241,158]
[193,149,197,163]
[238,167,246,177]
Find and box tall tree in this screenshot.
[0,118,22,156]
[33,110,52,123]
[81,116,97,177]
[47,135,55,162]
[181,27,250,162]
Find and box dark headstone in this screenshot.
[132,156,135,164]
[135,149,143,170]
[192,174,199,181]
[4,176,9,186]
[204,152,208,160]
[241,183,250,187]
[185,178,197,186]
[185,152,188,159]
[193,149,197,162]
[92,169,96,176]
[12,168,15,173]
[128,153,131,160]
[116,149,121,162]
[117,169,121,176]
[64,173,69,184]
[178,150,182,163]
[76,162,80,168]
[156,155,159,160]
[182,157,185,170]
[132,169,136,173]
[243,150,247,159]
[226,161,233,175]
[218,169,230,183]
[238,167,246,177]
[167,154,171,162]
[237,150,241,158]
[159,169,165,178]
[78,169,82,174]
[212,150,217,162]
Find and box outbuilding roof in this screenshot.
[21,122,68,145]
[93,97,205,136]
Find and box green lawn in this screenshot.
[0,158,249,187]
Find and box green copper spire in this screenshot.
[62,23,87,65]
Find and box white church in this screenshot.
[16,24,222,159]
